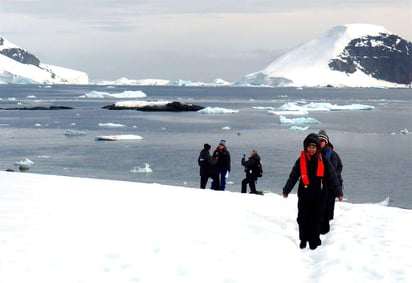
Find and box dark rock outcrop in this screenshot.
[329,33,412,84]
[0,37,41,66]
[103,101,204,112]
[0,106,73,110]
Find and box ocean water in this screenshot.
[0,85,411,209]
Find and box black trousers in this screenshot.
[297,197,323,246]
[241,176,257,193]
[200,174,220,190]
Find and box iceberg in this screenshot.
[64,129,87,136]
[289,125,310,131]
[82,90,147,99]
[279,115,320,125]
[130,163,153,174]
[98,123,126,128]
[197,107,239,114]
[95,135,143,141]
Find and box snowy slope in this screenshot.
[0,171,411,282]
[239,24,411,88]
[0,36,88,84]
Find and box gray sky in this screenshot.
[1,0,411,82]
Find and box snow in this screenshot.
[241,24,408,88]
[0,171,410,283]
[114,100,171,108]
[0,36,88,84]
[0,52,88,85]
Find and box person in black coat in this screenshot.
[211,139,231,191]
[282,133,343,250]
[241,149,261,194]
[318,130,344,234]
[198,143,220,190]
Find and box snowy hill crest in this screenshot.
[239,24,412,88]
[0,36,88,84]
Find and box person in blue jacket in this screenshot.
[318,129,344,234]
[211,139,231,190]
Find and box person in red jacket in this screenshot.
[282,133,343,250]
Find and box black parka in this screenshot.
[198,148,217,177]
[241,154,261,180]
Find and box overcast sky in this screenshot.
[1,0,411,82]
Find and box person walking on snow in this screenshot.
[318,129,344,234]
[282,133,343,250]
[211,139,231,190]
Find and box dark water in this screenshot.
[0,85,411,209]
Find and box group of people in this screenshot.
[198,130,344,251]
[197,140,231,191]
[198,139,261,194]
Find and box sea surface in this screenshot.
[0,85,411,209]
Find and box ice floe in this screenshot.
[130,163,153,174]
[197,107,239,114]
[95,135,143,141]
[279,115,320,125]
[82,90,147,99]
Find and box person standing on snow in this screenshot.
[198,143,220,190]
[241,149,261,194]
[318,129,344,234]
[211,139,231,190]
[282,133,343,250]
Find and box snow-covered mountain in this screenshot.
[237,24,412,88]
[0,36,88,84]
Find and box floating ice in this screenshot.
[130,163,153,173]
[222,126,231,130]
[95,135,143,141]
[15,158,35,166]
[268,110,309,116]
[114,100,170,108]
[197,107,239,114]
[289,125,310,131]
[400,128,409,134]
[253,106,275,110]
[82,90,147,99]
[278,102,374,112]
[98,123,126,128]
[280,115,320,125]
[64,129,87,136]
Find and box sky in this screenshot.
[0,0,411,82]
[0,171,411,282]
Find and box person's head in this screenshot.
[218,139,226,149]
[250,149,258,157]
[317,130,329,149]
[303,133,321,156]
[204,143,211,151]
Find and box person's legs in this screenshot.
[220,169,227,190]
[200,176,208,189]
[249,178,257,194]
[211,173,221,190]
[241,178,248,193]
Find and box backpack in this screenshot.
[254,161,263,178]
